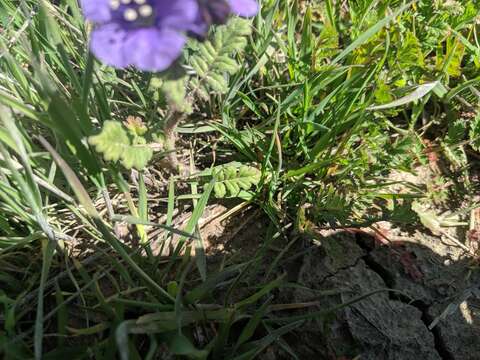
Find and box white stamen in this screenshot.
[138,4,153,17]
[121,0,131,4]
[124,8,138,21]
[134,0,146,4]
[110,0,120,10]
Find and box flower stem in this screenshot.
[163,111,186,173]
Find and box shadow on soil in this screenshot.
[206,212,480,360]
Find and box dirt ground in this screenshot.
[105,163,480,359]
[190,203,480,360]
[274,229,479,360]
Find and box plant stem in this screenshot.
[163,111,186,173]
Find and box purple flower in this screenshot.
[192,0,259,38]
[80,0,258,72]
[228,0,259,17]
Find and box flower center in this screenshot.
[109,0,156,27]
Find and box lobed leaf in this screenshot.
[212,165,261,198]
[89,121,153,170]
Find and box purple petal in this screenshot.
[228,0,259,17]
[155,0,199,30]
[186,19,209,38]
[90,24,129,68]
[79,0,111,23]
[123,28,185,71]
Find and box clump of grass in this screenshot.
[0,0,479,358]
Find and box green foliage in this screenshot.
[315,18,339,61]
[446,119,467,145]
[0,0,479,359]
[212,164,261,198]
[396,31,425,70]
[189,18,252,99]
[89,121,153,170]
[445,38,466,78]
[374,80,395,104]
[470,114,480,151]
[443,119,468,171]
[162,77,193,114]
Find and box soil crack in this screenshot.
[355,236,453,360]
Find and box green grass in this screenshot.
[0,0,479,358]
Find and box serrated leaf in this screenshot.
[446,119,466,144]
[89,121,129,162]
[446,38,465,78]
[121,144,153,170]
[470,114,480,151]
[89,121,153,170]
[397,31,425,69]
[374,80,394,104]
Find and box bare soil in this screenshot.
[199,208,480,360]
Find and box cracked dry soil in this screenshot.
[261,229,480,360]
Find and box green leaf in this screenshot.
[470,113,480,151]
[169,333,208,359]
[331,1,413,66]
[189,18,252,96]
[368,82,439,111]
[374,80,394,104]
[397,31,425,69]
[89,121,153,170]
[446,119,467,144]
[162,77,192,114]
[35,240,56,360]
[212,165,261,198]
[231,321,303,360]
[445,38,465,77]
[214,182,227,198]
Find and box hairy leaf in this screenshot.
[189,18,252,98]
[212,165,261,198]
[89,121,153,170]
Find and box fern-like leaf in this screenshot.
[446,119,466,144]
[443,119,467,169]
[469,114,480,151]
[89,121,153,170]
[189,18,252,98]
[212,164,261,198]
